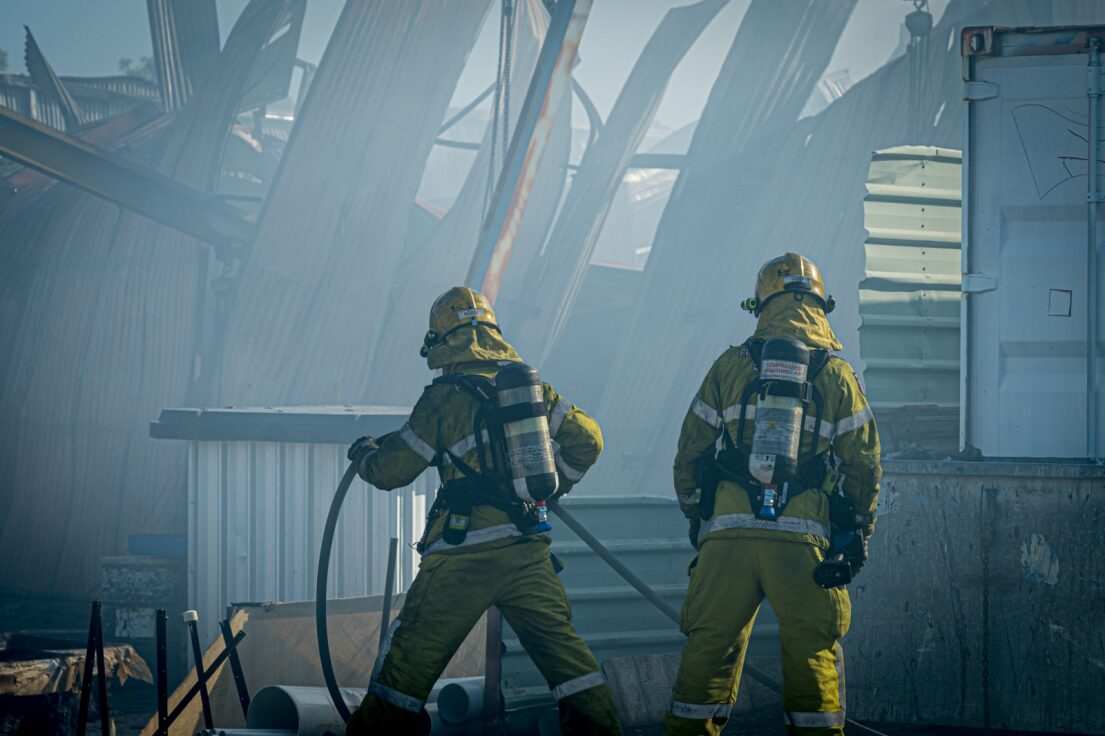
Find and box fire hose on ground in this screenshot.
[315,463,888,736]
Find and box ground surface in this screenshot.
[626,707,1098,736]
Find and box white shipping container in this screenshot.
[963,25,1105,458]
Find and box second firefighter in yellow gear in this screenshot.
[345,286,623,735]
[665,253,881,736]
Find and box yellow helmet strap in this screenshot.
[420,321,502,358]
[751,290,834,317]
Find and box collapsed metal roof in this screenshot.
[0,0,296,595]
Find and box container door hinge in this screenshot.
[963,81,999,101]
[962,273,998,293]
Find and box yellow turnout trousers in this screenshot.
[665,536,850,736]
[346,537,622,735]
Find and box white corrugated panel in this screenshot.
[860,146,962,409]
[188,440,431,646]
[964,26,1105,458]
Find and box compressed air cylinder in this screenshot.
[749,337,810,487]
[495,363,559,503]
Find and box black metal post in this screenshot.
[482,607,505,736]
[94,616,110,736]
[183,610,215,729]
[75,601,100,736]
[220,619,251,718]
[164,630,244,727]
[379,537,399,651]
[156,609,168,736]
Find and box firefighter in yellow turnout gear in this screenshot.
[665,254,881,736]
[345,287,623,735]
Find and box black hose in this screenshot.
[316,462,359,723]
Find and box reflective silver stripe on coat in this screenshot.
[699,513,829,542]
[424,523,522,555]
[721,404,834,440]
[440,430,490,464]
[784,710,846,728]
[555,451,585,482]
[669,699,732,720]
[549,399,572,437]
[369,681,424,712]
[835,405,874,436]
[551,671,606,700]
[399,423,436,463]
[691,398,721,428]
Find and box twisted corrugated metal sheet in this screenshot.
[0,1,292,595]
[218,1,490,406]
[512,0,729,364]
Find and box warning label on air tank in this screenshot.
[760,359,808,383]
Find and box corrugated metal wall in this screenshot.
[0,1,293,596]
[859,146,961,408]
[188,439,432,647]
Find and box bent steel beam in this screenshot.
[0,106,255,251]
[465,0,593,303]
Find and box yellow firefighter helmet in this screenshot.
[741,252,835,316]
[421,286,501,357]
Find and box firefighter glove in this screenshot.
[347,435,380,466]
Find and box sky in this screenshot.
[0,0,949,130]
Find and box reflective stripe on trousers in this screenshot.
[784,636,846,730]
[368,621,425,713]
[785,710,846,728]
[551,671,606,700]
[423,523,523,555]
[699,512,829,544]
[669,699,732,720]
[368,681,424,713]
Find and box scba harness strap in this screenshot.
[697,339,836,521]
[418,373,537,551]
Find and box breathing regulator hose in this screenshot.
[316,462,359,723]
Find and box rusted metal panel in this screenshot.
[511,0,728,363]
[465,0,592,303]
[850,459,1105,733]
[0,0,295,596]
[218,1,489,406]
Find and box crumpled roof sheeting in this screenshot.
[218,1,490,406]
[586,0,858,493]
[0,1,292,595]
[511,0,729,364]
[363,0,562,403]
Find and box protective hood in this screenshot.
[750,295,843,351]
[426,324,523,371]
